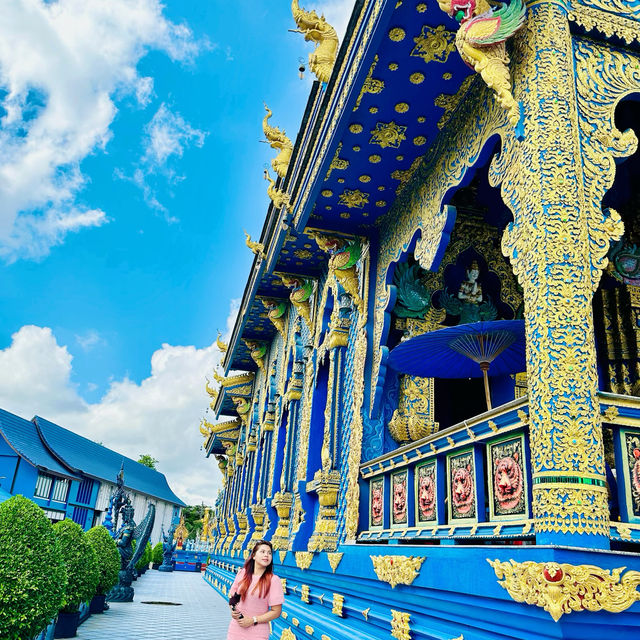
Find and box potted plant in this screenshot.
[84,526,119,614]
[152,542,163,569]
[52,520,99,638]
[0,495,67,640]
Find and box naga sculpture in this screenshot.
[260,297,288,335]
[264,169,293,212]
[393,263,433,319]
[108,501,156,602]
[263,104,293,179]
[311,233,363,309]
[437,0,526,126]
[216,332,228,352]
[243,339,268,372]
[244,230,266,260]
[290,0,339,84]
[280,274,314,328]
[158,524,177,572]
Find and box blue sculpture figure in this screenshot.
[158,524,177,572]
[108,500,156,602]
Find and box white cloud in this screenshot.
[121,103,207,217]
[0,300,241,506]
[75,329,105,352]
[0,0,200,261]
[316,0,355,41]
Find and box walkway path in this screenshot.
[77,570,229,639]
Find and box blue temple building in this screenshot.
[0,408,184,539]
[203,1,640,639]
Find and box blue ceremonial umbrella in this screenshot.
[388,319,526,410]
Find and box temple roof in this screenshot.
[34,416,185,506]
[0,408,77,480]
[223,0,473,372]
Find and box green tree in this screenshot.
[0,495,67,640]
[53,520,99,613]
[137,454,158,469]
[85,526,120,596]
[182,504,210,539]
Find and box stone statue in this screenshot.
[158,524,177,572]
[108,500,156,602]
[457,260,483,305]
[439,260,497,324]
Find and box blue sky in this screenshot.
[0,0,353,504]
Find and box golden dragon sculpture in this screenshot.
[244,230,266,259]
[437,0,526,126]
[263,104,293,179]
[264,169,293,212]
[290,0,339,84]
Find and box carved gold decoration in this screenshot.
[488,4,638,537]
[390,610,411,640]
[435,75,475,130]
[295,551,314,570]
[338,189,369,209]
[488,559,640,622]
[391,157,424,196]
[301,584,310,604]
[436,0,526,125]
[344,247,370,540]
[332,593,344,617]
[568,5,640,45]
[264,169,293,212]
[280,274,314,330]
[216,332,228,353]
[354,55,384,111]
[362,607,370,621]
[410,24,456,64]
[244,230,266,260]
[325,142,349,179]
[280,629,296,640]
[259,297,288,336]
[305,626,314,635]
[388,374,439,443]
[327,552,343,573]
[291,0,339,83]
[370,555,425,588]
[370,121,406,148]
[271,491,294,550]
[603,405,619,422]
[263,104,293,179]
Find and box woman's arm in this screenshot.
[235,604,282,628]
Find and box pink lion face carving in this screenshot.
[393,476,407,523]
[452,464,474,515]
[632,446,640,508]
[371,484,383,526]
[494,452,524,511]
[418,470,436,520]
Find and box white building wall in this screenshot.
[91,481,181,545]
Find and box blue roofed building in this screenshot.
[0,408,184,541]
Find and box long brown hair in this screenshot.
[237,540,274,600]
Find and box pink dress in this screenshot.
[226,569,285,640]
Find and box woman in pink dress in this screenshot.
[227,540,284,640]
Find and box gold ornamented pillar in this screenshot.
[489,0,636,546]
[232,512,249,554]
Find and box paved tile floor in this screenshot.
[77,570,229,639]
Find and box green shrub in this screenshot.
[53,519,99,613]
[152,542,163,564]
[136,541,152,570]
[85,526,120,596]
[0,495,67,640]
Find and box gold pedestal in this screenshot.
[271,491,294,550]
[307,469,341,552]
